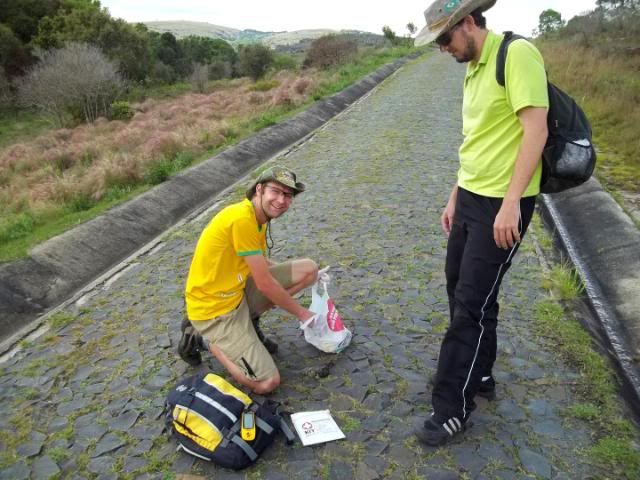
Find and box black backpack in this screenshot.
[164,373,294,470]
[496,32,596,194]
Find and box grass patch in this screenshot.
[0,183,148,262]
[587,438,640,478]
[541,260,585,301]
[339,416,361,434]
[311,45,418,101]
[0,212,36,243]
[534,295,640,476]
[126,81,193,103]
[49,311,76,329]
[534,300,614,403]
[249,79,280,92]
[565,402,601,422]
[0,110,53,148]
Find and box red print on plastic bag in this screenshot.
[326,299,344,331]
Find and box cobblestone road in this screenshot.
[0,53,632,479]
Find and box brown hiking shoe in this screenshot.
[178,319,203,366]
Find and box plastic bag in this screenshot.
[300,270,352,353]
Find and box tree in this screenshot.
[17,42,125,125]
[189,63,209,93]
[538,9,565,35]
[152,32,190,79]
[238,44,274,81]
[0,0,63,44]
[597,0,639,9]
[32,1,152,81]
[407,22,417,36]
[0,69,14,111]
[303,35,358,69]
[180,36,237,67]
[382,25,397,45]
[0,23,32,77]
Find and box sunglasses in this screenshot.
[435,23,462,47]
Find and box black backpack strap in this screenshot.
[496,31,526,87]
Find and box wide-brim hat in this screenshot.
[415,0,497,47]
[248,165,306,196]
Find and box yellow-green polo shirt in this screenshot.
[185,199,266,321]
[458,31,549,197]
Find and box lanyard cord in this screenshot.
[266,221,274,258]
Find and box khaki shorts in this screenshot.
[191,261,293,381]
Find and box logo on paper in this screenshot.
[326,300,344,331]
[302,422,314,435]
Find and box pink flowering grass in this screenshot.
[0,71,319,220]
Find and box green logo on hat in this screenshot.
[444,0,460,13]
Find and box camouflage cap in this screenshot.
[414,0,497,47]
[249,165,306,196]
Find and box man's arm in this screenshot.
[244,254,314,322]
[493,106,548,249]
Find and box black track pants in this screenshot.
[432,188,536,421]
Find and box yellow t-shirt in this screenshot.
[185,199,266,320]
[458,31,549,197]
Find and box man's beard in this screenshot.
[455,32,477,64]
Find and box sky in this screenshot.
[100,0,599,38]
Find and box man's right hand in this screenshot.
[441,186,458,236]
[299,311,317,328]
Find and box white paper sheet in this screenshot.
[290,410,346,446]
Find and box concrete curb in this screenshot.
[538,177,640,413]
[0,52,424,347]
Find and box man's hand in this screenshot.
[441,185,458,236]
[317,266,330,283]
[493,200,521,249]
[244,254,314,321]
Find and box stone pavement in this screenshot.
[0,54,635,479]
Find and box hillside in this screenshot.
[144,21,241,41]
[143,20,375,48]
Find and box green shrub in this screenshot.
[66,193,95,212]
[249,79,279,92]
[110,100,134,120]
[272,53,299,71]
[143,152,195,185]
[144,158,173,185]
[0,212,36,243]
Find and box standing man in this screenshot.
[413,0,549,446]
[178,165,319,394]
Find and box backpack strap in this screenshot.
[496,31,526,87]
[219,423,260,461]
[251,400,295,445]
[279,417,295,445]
[230,435,258,461]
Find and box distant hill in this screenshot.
[144,21,241,41]
[143,20,380,50]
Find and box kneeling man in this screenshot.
[179,165,318,394]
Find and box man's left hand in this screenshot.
[493,201,521,249]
